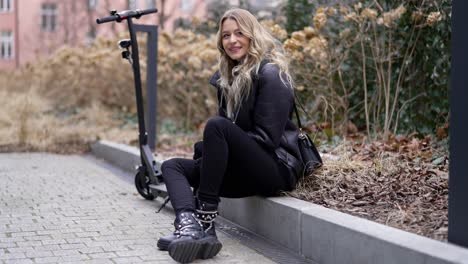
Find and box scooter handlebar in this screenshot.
[96,15,117,24]
[139,8,158,16]
[96,8,158,24]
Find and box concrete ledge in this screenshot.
[91,140,468,264]
[218,196,311,253]
[300,204,468,264]
[91,140,141,172]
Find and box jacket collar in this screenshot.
[209,71,221,89]
[209,59,270,88]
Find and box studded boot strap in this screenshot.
[174,212,204,239]
[195,209,218,232]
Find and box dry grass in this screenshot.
[0,86,134,153]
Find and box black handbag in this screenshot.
[293,102,323,176]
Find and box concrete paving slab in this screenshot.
[0,153,275,264]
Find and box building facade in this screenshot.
[0,0,207,69]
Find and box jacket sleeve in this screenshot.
[193,140,203,159]
[247,64,293,150]
[216,88,228,118]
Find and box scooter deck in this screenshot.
[149,183,168,198]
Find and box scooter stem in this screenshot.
[127,17,147,147]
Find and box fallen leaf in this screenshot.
[352,200,369,206]
[432,157,445,165]
[407,138,420,151]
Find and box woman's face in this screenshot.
[221,18,250,61]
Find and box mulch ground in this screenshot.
[285,134,448,241]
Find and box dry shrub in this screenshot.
[3,29,219,128]
[0,37,136,111]
[156,29,218,130]
[33,40,135,111]
[266,1,450,139]
[0,27,220,151]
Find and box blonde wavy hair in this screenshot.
[216,8,293,118]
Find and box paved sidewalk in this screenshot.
[0,153,275,264]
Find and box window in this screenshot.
[88,0,98,10]
[0,31,14,60]
[146,0,156,9]
[180,0,193,13]
[0,0,12,12]
[41,3,57,32]
[86,28,96,46]
[128,0,137,10]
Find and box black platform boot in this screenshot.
[157,200,221,252]
[156,229,178,251]
[195,199,220,242]
[162,210,205,263]
[167,201,222,263]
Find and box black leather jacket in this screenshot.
[207,62,304,189]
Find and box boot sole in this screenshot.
[157,238,170,251]
[168,236,222,263]
[158,230,218,251]
[200,238,222,260]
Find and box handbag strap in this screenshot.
[293,92,318,141]
[293,102,303,129]
[293,89,309,130]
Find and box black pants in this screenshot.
[161,116,289,213]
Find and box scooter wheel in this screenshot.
[135,171,155,200]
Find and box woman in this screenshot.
[159,8,303,263]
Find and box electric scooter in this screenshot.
[96,8,167,201]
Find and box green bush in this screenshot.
[281,0,451,139]
[284,0,315,33]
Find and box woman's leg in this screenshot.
[160,158,201,214]
[198,116,288,203]
[161,158,222,263]
[161,116,286,262]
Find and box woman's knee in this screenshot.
[161,158,182,177]
[204,116,231,135]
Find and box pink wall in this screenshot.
[0,0,207,70]
[0,0,17,69]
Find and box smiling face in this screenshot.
[221,18,250,61]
